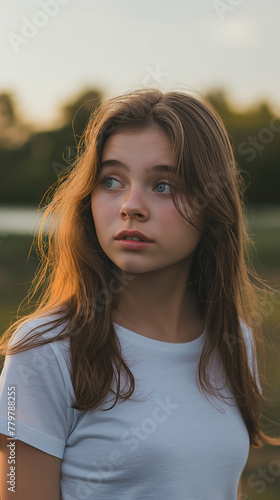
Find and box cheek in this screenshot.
[155,200,182,225]
[161,205,202,243]
[91,195,113,225]
[159,208,177,226]
[159,205,189,228]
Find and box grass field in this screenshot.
[0,209,280,499]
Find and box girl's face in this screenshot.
[91,126,202,274]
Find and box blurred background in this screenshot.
[0,0,279,497]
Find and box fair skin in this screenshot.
[0,434,62,500]
[91,126,204,343]
[0,126,241,498]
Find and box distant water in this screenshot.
[0,205,49,235]
[0,204,279,236]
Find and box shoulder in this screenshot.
[1,308,74,404]
[9,307,71,349]
[3,307,71,378]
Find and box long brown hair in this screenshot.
[1,87,279,449]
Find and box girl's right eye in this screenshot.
[99,176,121,189]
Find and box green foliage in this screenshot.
[206,89,280,204]
[0,88,104,206]
[0,87,279,205]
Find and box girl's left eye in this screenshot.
[99,176,171,193]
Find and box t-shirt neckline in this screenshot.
[113,321,206,353]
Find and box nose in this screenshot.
[119,185,149,220]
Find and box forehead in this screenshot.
[101,126,173,158]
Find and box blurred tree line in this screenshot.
[0,87,279,206]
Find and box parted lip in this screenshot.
[115,230,153,242]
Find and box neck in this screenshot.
[111,261,204,342]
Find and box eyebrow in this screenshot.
[100,159,176,174]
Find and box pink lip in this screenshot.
[115,239,153,250]
[115,230,153,242]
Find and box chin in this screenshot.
[118,264,145,274]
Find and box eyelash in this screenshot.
[99,176,172,193]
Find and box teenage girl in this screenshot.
[0,88,280,500]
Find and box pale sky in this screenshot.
[1,0,279,129]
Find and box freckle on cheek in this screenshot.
[161,209,180,225]
[164,216,176,225]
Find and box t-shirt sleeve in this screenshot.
[0,321,73,459]
[240,318,263,395]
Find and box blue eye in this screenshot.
[155,181,171,194]
[100,176,121,189]
[99,176,172,194]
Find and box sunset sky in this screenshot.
[1,0,279,129]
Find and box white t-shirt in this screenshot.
[0,312,262,500]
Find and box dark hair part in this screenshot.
[1,87,280,449]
